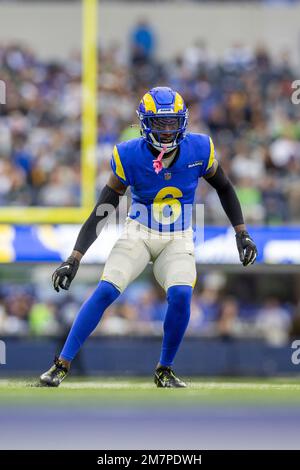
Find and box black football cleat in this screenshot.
[154,366,187,388]
[39,357,69,387]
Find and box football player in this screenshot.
[40,87,257,388]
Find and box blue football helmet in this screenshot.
[137,87,189,152]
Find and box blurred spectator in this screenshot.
[0,290,33,335]
[235,177,264,223]
[29,301,58,335]
[101,302,138,335]
[255,297,291,346]
[216,297,244,339]
[182,39,215,74]
[223,42,254,72]
[130,19,156,66]
[261,175,289,223]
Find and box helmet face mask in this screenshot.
[143,115,187,150]
[137,87,188,152]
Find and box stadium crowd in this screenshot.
[1,33,300,223]
[0,274,298,346]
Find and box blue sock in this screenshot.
[159,285,192,367]
[60,280,120,361]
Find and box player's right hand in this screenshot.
[52,256,80,292]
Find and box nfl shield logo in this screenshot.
[164,172,172,180]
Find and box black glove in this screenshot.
[235,231,257,267]
[52,256,80,292]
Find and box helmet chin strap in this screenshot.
[152,144,176,153]
[149,132,178,153]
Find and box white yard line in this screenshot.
[1,379,300,391]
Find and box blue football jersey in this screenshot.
[110,133,215,232]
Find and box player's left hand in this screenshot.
[235,231,257,267]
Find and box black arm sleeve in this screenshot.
[73,185,122,255]
[205,164,244,227]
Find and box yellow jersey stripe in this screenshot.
[207,137,215,172]
[113,146,126,181]
[143,93,157,113]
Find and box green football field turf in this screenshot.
[1,377,300,449]
[1,377,300,407]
